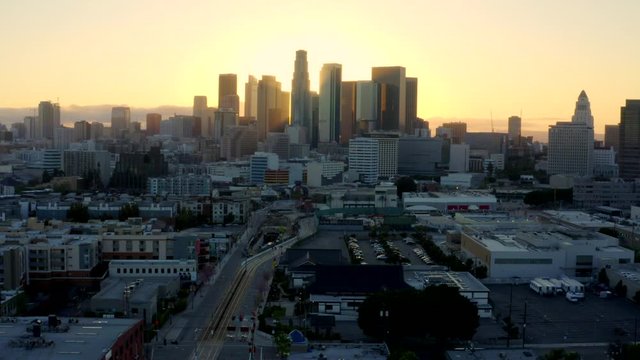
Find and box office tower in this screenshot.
[405,77,418,135]
[53,103,61,129]
[218,74,238,111]
[311,92,319,148]
[593,147,618,178]
[266,133,290,160]
[291,50,312,140]
[73,120,92,141]
[442,122,467,144]
[38,101,55,139]
[604,124,619,153]
[10,122,26,139]
[63,150,112,186]
[372,66,406,132]
[398,137,443,176]
[160,115,200,138]
[53,126,74,150]
[547,92,595,177]
[619,100,640,179]
[221,125,258,161]
[146,113,161,135]
[340,81,357,145]
[508,116,522,145]
[366,132,399,178]
[449,143,470,172]
[279,91,290,127]
[356,81,379,134]
[249,152,279,185]
[465,132,508,156]
[244,75,259,119]
[24,116,37,140]
[318,63,342,143]
[110,147,168,190]
[91,122,105,140]
[257,75,282,141]
[221,94,240,113]
[130,121,141,133]
[348,137,379,184]
[572,90,594,128]
[111,107,131,139]
[193,96,208,135]
[213,109,238,140]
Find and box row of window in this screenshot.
[115,267,192,275]
[494,258,553,264]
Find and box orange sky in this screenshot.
[1,0,640,136]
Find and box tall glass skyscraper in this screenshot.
[619,99,640,179]
[318,63,342,143]
[291,50,312,143]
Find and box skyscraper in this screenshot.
[193,96,208,135]
[356,81,379,134]
[442,122,467,144]
[508,116,522,145]
[619,100,640,179]
[547,91,595,177]
[244,75,258,119]
[279,91,290,128]
[257,75,282,141]
[38,101,55,140]
[291,50,312,142]
[311,92,319,149]
[218,74,238,111]
[111,106,131,139]
[604,124,619,153]
[318,63,342,143]
[24,116,37,140]
[73,120,92,141]
[348,137,379,184]
[146,113,161,135]
[405,77,418,135]
[372,66,406,133]
[340,81,357,145]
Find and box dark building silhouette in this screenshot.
[619,100,640,179]
[109,147,168,190]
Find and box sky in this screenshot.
[1,0,640,140]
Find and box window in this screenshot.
[174,269,177,273]
[325,304,333,311]
[136,268,140,274]
[117,268,121,274]
[620,258,631,264]
[494,258,552,264]
[154,269,158,274]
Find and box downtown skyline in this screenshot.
[2,0,640,138]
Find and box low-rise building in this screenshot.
[403,192,497,213]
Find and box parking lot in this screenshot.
[487,283,640,345]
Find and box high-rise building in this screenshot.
[73,121,92,141]
[221,125,258,161]
[311,92,319,149]
[249,152,279,185]
[348,137,379,184]
[244,75,259,119]
[398,137,443,176]
[193,96,208,135]
[405,77,418,136]
[605,124,620,153]
[213,109,238,140]
[291,50,312,141]
[24,116,37,140]
[372,66,406,133]
[221,94,240,113]
[340,81,357,145]
[218,74,237,111]
[572,90,595,128]
[266,133,290,160]
[508,116,522,145]
[110,147,168,190]
[111,106,131,139]
[318,63,342,143]
[547,91,595,177]
[64,150,113,186]
[279,91,290,128]
[146,113,161,135]
[356,81,379,134]
[442,122,467,144]
[53,126,74,150]
[38,101,55,139]
[619,100,640,179]
[257,76,282,142]
[365,132,399,178]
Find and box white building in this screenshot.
[212,197,250,224]
[306,161,345,187]
[53,126,74,150]
[368,133,399,179]
[449,143,470,172]
[147,174,211,196]
[249,152,279,185]
[547,91,595,177]
[593,147,618,177]
[403,192,497,213]
[460,223,633,281]
[348,137,378,184]
[440,173,484,189]
[109,259,197,282]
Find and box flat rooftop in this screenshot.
[93,277,170,304]
[288,343,388,360]
[404,269,490,293]
[542,210,615,228]
[0,316,140,360]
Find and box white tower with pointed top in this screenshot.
[571,90,594,129]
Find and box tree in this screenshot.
[358,285,479,342]
[118,203,140,221]
[273,332,291,358]
[614,280,627,297]
[42,170,52,183]
[389,350,419,360]
[395,176,417,198]
[175,208,201,231]
[598,268,610,286]
[542,349,581,360]
[67,203,89,223]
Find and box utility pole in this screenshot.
[522,301,527,349]
[507,282,513,348]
